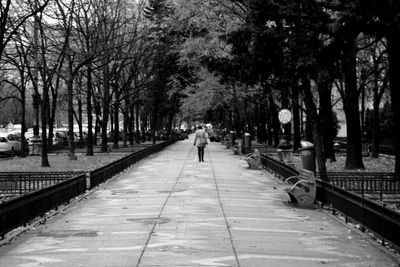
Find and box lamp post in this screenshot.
[32,93,40,137]
[30,93,42,155]
[277,108,293,164]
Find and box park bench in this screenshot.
[223,137,232,149]
[244,149,262,169]
[232,144,240,155]
[282,169,316,207]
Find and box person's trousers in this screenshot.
[197,146,205,162]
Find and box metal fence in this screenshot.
[0,139,175,239]
[317,172,400,194]
[0,172,82,196]
[260,153,299,178]
[89,140,174,189]
[0,173,86,238]
[334,140,395,156]
[317,180,400,249]
[259,153,400,249]
[368,144,395,156]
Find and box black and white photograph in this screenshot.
[0,0,399,266]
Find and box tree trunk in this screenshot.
[319,79,336,162]
[135,103,140,144]
[387,28,400,175]
[232,83,243,136]
[77,98,84,148]
[41,93,50,167]
[141,112,147,143]
[371,95,380,158]
[128,102,134,145]
[152,109,157,145]
[113,98,120,149]
[302,77,326,175]
[360,76,366,136]
[101,64,110,152]
[305,118,313,142]
[123,100,128,147]
[254,103,260,142]
[20,85,27,158]
[67,70,76,160]
[268,93,280,147]
[291,84,301,151]
[94,101,101,146]
[167,112,174,138]
[342,36,364,170]
[265,105,273,146]
[258,104,267,143]
[228,109,234,132]
[47,99,54,147]
[86,65,94,156]
[110,106,114,142]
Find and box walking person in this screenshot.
[193,125,208,162]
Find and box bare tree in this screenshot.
[0,0,50,61]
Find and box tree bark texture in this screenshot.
[318,79,336,162]
[113,99,120,149]
[302,78,327,175]
[86,65,94,156]
[388,28,400,175]
[101,63,110,152]
[371,95,380,158]
[258,104,267,143]
[268,93,280,147]
[41,92,50,167]
[291,85,301,151]
[342,36,365,170]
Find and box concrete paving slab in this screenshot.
[0,136,399,267]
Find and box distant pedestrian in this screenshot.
[193,125,208,162]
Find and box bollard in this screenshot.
[244,133,251,150]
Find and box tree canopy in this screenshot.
[0,0,399,174]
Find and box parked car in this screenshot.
[0,132,22,156]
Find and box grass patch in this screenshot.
[0,153,128,172]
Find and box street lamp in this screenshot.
[277,108,293,164]
[32,93,40,137]
[30,93,42,155]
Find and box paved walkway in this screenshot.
[0,137,398,266]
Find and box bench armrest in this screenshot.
[289,180,314,191]
[284,176,299,184]
[244,153,254,159]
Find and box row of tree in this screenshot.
[0,0,194,167]
[173,0,399,176]
[0,0,398,176]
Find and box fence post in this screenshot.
[19,174,22,195]
[86,172,91,190]
[345,181,348,224]
[361,179,365,232]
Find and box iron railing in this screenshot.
[317,172,400,194]
[317,179,400,248]
[0,173,86,238]
[48,143,156,154]
[259,153,400,249]
[260,153,299,178]
[368,144,395,156]
[89,140,174,189]
[334,140,395,156]
[0,172,82,195]
[0,139,175,239]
